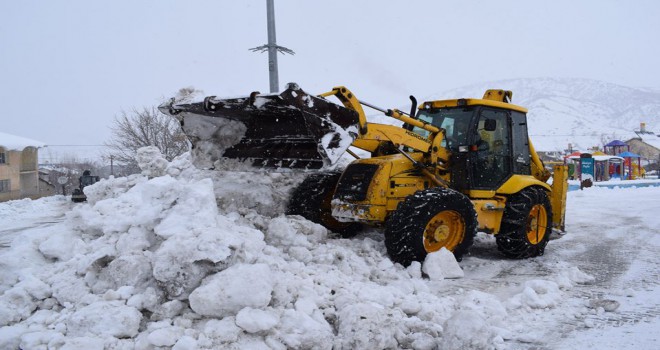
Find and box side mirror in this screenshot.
[484,118,497,131]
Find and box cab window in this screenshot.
[413,106,476,150]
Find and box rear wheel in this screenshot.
[496,187,552,258]
[385,187,477,266]
[286,172,361,238]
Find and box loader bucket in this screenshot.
[159,84,360,170]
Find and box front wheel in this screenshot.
[385,187,478,266]
[496,187,553,258]
[286,172,361,238]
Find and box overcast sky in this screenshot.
[2,0,659,150]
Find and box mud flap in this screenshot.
[159,84,360,170]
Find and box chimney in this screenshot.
[640,122,646,133]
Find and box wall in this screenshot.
[0,146,43,202]
[0,149,22,202]
[626,139,660,163]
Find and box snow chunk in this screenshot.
[509,280,562,309]
[148,326,184,347]
[555,266,595,289]
[49,270,90,305]
[277,309,333,349]
[94,254,152,293]
[189,263,274,317]
[66,301,142,338]
[60,337,105,350]
[266,215,328,249]
[422,248,464,280]
[458,290,508,326]
[0,287,37,326]
[38,231,85,261]
[588,299,620,312]
[235,307,280,333]
[137,146,169,177]
[173,336,197,350]
[0,324,27,349]
[336,303,404,349]
[0,275,52,326]
[440,310,498,350]
[19,330,64,350]
[181,113,248,169]
[203,317,241,343]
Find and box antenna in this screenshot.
[249,0,295,93]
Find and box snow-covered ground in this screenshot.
[1,149,658,350]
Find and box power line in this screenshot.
[45,144,107,147]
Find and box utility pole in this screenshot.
[249,0,294,93]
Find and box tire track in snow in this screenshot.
[547,214,660,346]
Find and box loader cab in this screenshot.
[415,103,531,192]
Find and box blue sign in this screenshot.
[580,157,594,181]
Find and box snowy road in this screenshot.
[0,197,68,248]
[440,187,660,349]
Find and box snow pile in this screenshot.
[0,148,610,349]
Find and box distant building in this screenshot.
[625,123,660,169]
[0,132,49,202]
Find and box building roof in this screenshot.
[626,128,660,151]
[0,131,46,151]
[641,135,660,150]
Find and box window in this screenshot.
[510,111,531,175]
[0,179,10,193]
[470,108,512,189]
[414,106,476,150]
[0,152,5,164]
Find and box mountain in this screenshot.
[425,78,660,152]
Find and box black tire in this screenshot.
[496,187,553,259]
[286,172,362,238]
[385,187,477,266]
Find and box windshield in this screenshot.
[413,107,476,149]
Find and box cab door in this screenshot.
[469,108,513,190]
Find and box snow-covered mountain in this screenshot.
[426,78,660,152]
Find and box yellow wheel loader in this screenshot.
[160,83,568,265]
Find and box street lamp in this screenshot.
[249,0,295,93]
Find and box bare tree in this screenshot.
[105,88,201,173]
